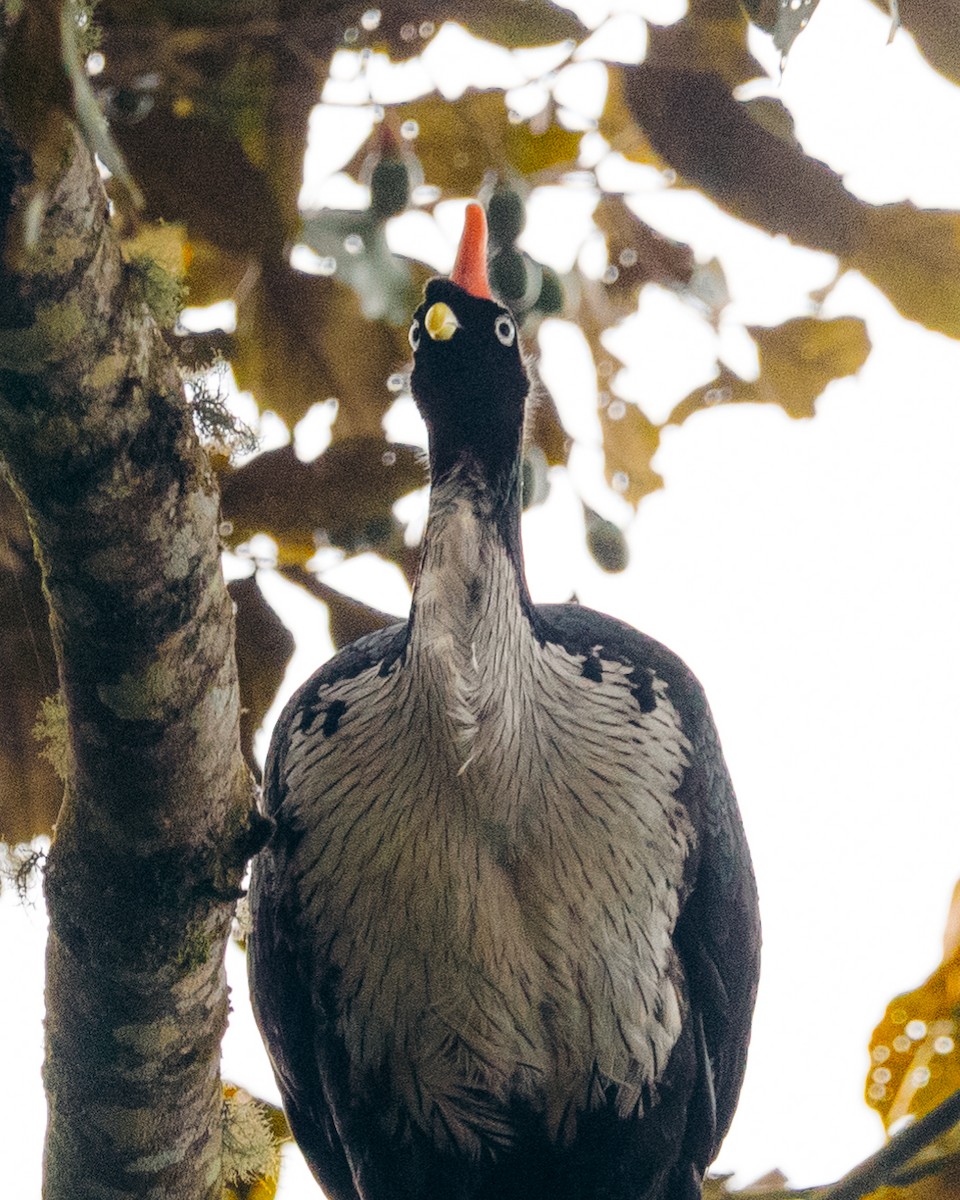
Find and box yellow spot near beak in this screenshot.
[425,302,460,341]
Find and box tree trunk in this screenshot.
[0,107,257,1200]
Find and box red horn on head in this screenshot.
[450,202,492,300]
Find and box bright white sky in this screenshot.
[6,0,960,1195]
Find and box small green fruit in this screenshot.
[370,157,411,218]
[487,187,525,247]
[535,267,564,315]
[587,518,629,572]
[490,248,527,302]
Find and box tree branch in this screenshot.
[710,1088,960,1200]
[818,1088,960,1200]
[0,96,259,1200]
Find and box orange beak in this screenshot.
[450,202,492,300]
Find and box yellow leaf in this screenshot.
[853,204,960,340]
[404,91,581,196]
[504,110,583,177]
[867,882,960,1133]
[750,316,871,415]
[122,222,192,284]
[666,316,871,425]
[182,237,249,308]
[527,389,570,468]
[601,400,663,506]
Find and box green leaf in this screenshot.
[299,210,419,324]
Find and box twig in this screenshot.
[816,1088,960,1200]
[889,1147,960,1188]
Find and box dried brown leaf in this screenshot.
[405,90,582,196]
[624,60,866,257]
[232,262,412,434]
[647,4,767,88]
[220,439,425,566]
[365,0,583,56]
[868,0,960,87]
[280,566,400,650]
[622,44,960,343]
[229,575,294,774]
[594,195,696,295]
[598,68,664,166]
[100,19,314,245]
[445,1,584,48]
[182,236,250,308]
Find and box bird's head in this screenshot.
[410,203,530,487]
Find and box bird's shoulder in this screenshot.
[532,602,711,731]
[295,619,409,697]
[263,620,408,814]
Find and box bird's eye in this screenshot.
[409,319,421,351]
[494,315,516,347]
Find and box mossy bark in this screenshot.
[0,119,257,1200]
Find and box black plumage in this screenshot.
[248,203,760,1200]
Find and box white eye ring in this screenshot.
[494,314,516,347]
[409,319,421,350]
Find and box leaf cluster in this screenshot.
[1,0,959,849]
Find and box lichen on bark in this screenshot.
[0,108,259,1200]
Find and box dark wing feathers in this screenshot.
[250,621,408,1200]
[536,603,761,1162]
[678,713,760,1149]
[248,846,359,1200]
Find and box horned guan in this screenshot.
[248,202,760,1200]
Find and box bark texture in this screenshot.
[0,118,257,1198]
